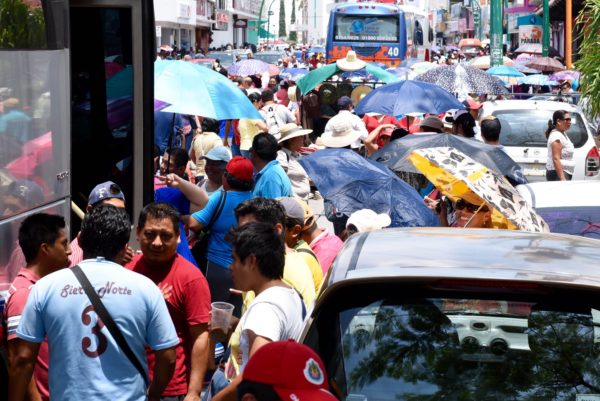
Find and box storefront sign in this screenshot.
[233,19,247,28]
[214,11,228,30]
[519,24,542,46]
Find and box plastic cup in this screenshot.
[211,302,234,333]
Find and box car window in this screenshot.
[333,297,600,401]
[493,110,589,148]
[254,53,282,64]
[537,207,600,239]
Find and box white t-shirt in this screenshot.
[239,286,305,371]
[546,129,575,175]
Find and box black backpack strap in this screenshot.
[70,265,149,387]
[293,288,307,320]
[296,247,319,264]
[205,191,227,231]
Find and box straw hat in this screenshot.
[336,51,366,72]
[278,123,313,144]
[351,85,372,104]
[321,119,361,148]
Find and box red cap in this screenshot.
[226,156,254,181]
[242,340,338,401]
[463,99,482,110]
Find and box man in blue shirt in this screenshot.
[250,133,292,198]
[10,205,178,401]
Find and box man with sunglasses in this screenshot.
[69,181,133,266]
[428,198,492,229]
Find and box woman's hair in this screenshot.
[248,92,261,104]
[201,118,220,133]
[454,113,476,138]
[545,109,569,138]
[288,86,298,102]
[340,223,359,241]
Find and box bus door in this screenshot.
[69,0,155,234]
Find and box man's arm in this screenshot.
[147,346,177,401]
[7,340,42,401]
[8,340,40,401]
[184,324,209,401]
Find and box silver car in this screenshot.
[302,228,600,401]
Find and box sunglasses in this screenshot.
[560,118,572,122]
[455,199,488,213]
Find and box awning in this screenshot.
[258,27,275,38]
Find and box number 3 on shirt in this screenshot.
[81,305,108,357]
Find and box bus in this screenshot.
[326,1,431,67]
[0,0,156,285]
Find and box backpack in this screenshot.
[303,92,320,118]
[262,104,283,138]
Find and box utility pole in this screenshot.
[490,0,503,66]
[542,0,549,56]
[565,0,572,68]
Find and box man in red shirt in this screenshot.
[127,202,211,401]
[5,213,71,401]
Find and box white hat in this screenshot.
[336,51,366,72]
[321,119,362,148]
[347,209,392,232]
[278,123,313,144]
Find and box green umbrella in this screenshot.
[297,63,399,95]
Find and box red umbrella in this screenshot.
[6,132,53,178]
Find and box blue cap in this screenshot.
[337,95,354,107]
[202,146,232,162]
[88,181,125,206]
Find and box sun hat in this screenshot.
[294,198,315,230]
[88,181,125,206]
[201,146,232,162]
[346,209,391,232]
[277,197,306,223]
[445,109,469,123]
[417,116,444,131]
[226,156,254,181]
[278,123,313,144]
[242,340,338,401]
[320,119,362,148]
[336,50,366,72]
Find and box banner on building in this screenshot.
[519,24,542,46]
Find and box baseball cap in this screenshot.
[242,340,338,401]
[226,156,254,182]
[417,116,444,131]
[380,126,394,137]
[202,146,232,162]
[463,99,482,110]
[337,95,354,108]
[277,197,305,223]
[88,181,125,206]
[347,209,391,232]
[294,198,315,230]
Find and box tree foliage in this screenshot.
[278,0,286,39]
[576,0,600,117]
[289,0,297,42]
[0,0,46,48]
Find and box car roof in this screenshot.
[325,228,600,291]
[481,99,581,113]
[517,181,600,208]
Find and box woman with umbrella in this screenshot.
[427,197,493,228]
[545,110,574,181]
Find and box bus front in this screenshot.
[326,2,407,67]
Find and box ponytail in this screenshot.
[546,109,569,138]
[545,119,555,138]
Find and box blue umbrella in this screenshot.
[280,67,308,81]
[354,80,464,116]
[341,69,376,81]
[368,62,388,69]
[386,67,417,80]
[486,65,525,78]
[299,148,439,227]
[519,74,559,86]
[228,59,270,76]
[154,60,261,119]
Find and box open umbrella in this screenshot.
[371,133,527,185]
[513,61,540,74]
[525,57,566,73]
[407,147,549,232]
[410,61,437,74]
[354,80,464,116]
[228,59,271,76]
[417,64,508,95]
[516,53,535,62]
[154,60,260,119]
[386,67,417,80]
[518,74,559,86]
[297,63,398,95]
[486,66,525,78]
[279,67,309,81]
[549,70,580,81]
[470,55,514,69]
[299,148,439,227]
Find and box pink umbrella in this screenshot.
[516,53,535,62]
[6,132,53,178]
[549,70,580,81]
[268,64,280,76]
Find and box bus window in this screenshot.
[414,20,424,46]
[334,15,399,43]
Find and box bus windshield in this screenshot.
[334,15,399,43]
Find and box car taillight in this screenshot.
[425,49,430,62]
[585,146,600,176]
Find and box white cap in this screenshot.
[347,209,392,232]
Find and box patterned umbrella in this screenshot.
[410,61,437,75]
[416,64,508,95]
[518,74,559,86]
[549,70,580,81]
[408,147,549,232]
[525,57,566,73]
[279,67,309,81]
[470,55,514,69]
[228,59,270,76]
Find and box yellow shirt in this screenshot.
[224,252,316,380]
[238,119,264,151]
[294,241,323,293]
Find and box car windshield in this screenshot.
[537,207,600,239]
[493,109,588,148]
[254,53,282,64]
[333,297,600,401]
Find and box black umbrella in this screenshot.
[371,134,527,185]
[417,64,508,95]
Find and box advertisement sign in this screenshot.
[214,11,229,31]
[490,0,503,67]
[519,24,542,46]
[333,15,399,42]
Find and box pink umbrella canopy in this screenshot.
[549,70,580,81]
[525,57,566,73]
[516,53,535,62]
[268,64,280,76]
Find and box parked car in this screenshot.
[301,227,600,401]
[206,50,250,68]
[254,51,286,65]
[480,100,600,182]
[516,180,600,239]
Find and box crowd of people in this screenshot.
[0,44,583,401]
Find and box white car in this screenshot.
[480,100,600,182]
[517,180,600,239]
